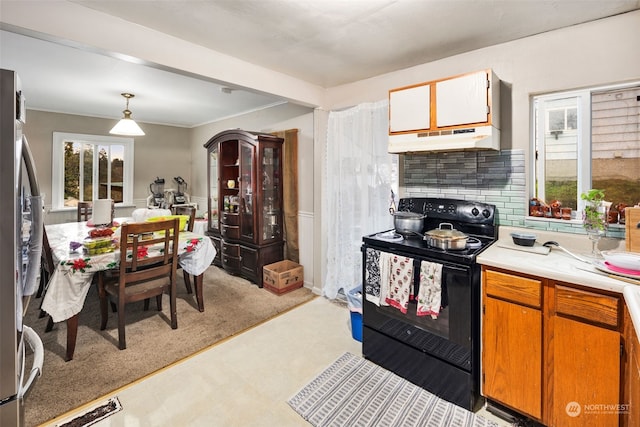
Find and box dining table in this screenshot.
[41,217,216,361]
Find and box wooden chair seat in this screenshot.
[98,218,180,350]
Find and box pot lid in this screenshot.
[425,223,468,240]
[393,211,425,218]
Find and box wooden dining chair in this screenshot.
[171,205,197,293]
[97,218,180,350]
[38,227,58,332]
[77,201,92,222]
[171,205,196,232]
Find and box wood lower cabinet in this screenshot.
[482,266,624,427]
[552,285,621,426]
[552,316,620,426]
[483,269,543,420]
[623,306,640,426]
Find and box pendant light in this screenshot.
[109,93,145,136]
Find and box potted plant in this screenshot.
[580,189,607,256]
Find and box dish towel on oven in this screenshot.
[417,260,443,319]
[384,254,414,314]
[364,249,393,308]
[364,248,382,305]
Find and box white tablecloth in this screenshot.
[42,218,215,322]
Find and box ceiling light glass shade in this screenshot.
[110,115,145,136]
[109,93,145,136]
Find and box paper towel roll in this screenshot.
[92,199,113,225]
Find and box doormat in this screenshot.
[288,352,498,427]
[55,397,122,427]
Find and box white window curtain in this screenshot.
[323,100,397,300]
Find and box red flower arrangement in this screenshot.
[185,238,200,253]
[65,258,91,273]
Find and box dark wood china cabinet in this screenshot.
[204,129,284,285]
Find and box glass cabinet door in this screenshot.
[239,142,254,240]
[261,145,281,241]
[208,147,219,231]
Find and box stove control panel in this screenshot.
[398,197,495,225]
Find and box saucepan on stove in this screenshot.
[424,223,469,250]
[392,211,426,236]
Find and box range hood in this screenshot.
[388,125,500,154]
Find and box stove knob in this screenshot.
[471,207,479,216]
[482,209,491,218]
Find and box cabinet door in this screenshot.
[389,83,431,133]
[239,141,255,241]
[260,144,282,243]
[207,146,219,231]
[436,71,488,127]
[553,317,620,427]
[628,331,640,427]
[483,297,542,419]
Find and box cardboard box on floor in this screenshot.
[263,260,303,295]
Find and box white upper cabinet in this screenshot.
[436,71,489,127]
[388,69,499,135]
[389,83,431,133]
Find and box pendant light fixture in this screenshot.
[109,93,145,136]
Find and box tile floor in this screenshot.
[43,296,512,426]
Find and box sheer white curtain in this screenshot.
[323,100,397,299]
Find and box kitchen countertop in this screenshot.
[478,226,640,337]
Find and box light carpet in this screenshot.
[288,352,498,427]
[24,266,314,427]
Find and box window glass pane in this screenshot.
[110,145,124,203]
[53,132,133,210]
[566,108,577,130]
[542,97,579,210]
[592,86,640,211]
[548,109,566,132]
[63,141,80,207]
[82,143,94,202]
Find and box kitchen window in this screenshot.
[532,81,640,217]
[51,132,134,211]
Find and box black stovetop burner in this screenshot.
[363,197,498,265]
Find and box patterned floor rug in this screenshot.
[288,352,498,427]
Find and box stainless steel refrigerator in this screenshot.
[0,69,45,427]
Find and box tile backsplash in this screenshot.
[402,149,625,239]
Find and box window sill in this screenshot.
[525,215,625,230]
[49,203,137,214]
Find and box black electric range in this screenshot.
[361,197,497,411]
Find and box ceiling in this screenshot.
[1,0,639,128]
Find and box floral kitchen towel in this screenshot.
[378,252,392,307]
[417,260,443,319]
[364,248,381,305]
[384,254,414,314]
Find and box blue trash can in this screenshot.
[347,287,363,342]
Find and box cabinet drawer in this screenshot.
[221,240,240,257]
[555,285,620,328]
[222,254,241,272]
[221,212,239,226]
[221,224,240,240]
[484,269,542,308]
